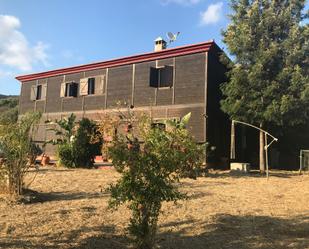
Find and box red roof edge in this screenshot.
[16,40,215,82]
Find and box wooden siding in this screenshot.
[19,53,207,115]
[174,53,206,105]
[133,61,156,106]
[156,58,174,106]
[18,51,233,159]
[19,80,35,114]
[40,104,205,155]
[45,75,63,113]
[107,65,133,108]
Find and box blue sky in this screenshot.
[0,0,239,95]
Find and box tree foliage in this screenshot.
[97,109,205,249]
[0,112,41,196]
[221,0,309,127]
[0,97,19,124]
[47,114,101,167]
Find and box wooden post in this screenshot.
[230,121,235,160]
[265,132,269,179]
[259,124,265,174]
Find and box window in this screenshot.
[151,122,166,130]
[79,75,105,96]
[149,66,173,88]
[88,78,95,95]
[30,84,46,101]
[150,67,159,87]
[36,85,42,100]
[64,82,78,97]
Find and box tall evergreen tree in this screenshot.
[221,0,309,172]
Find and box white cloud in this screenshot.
[161,0,202,6]
[0,15,49,72]
[200,2,223,25]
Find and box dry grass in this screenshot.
[0,167,308,249]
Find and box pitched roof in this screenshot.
[16,40,216,82]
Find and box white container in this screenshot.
[230,162,250,173]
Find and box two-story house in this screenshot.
[16,39,230,165]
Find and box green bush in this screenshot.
[0,112,41,196]
[48,115,101,168]
[73,118,101,168]
[57,143,75,168]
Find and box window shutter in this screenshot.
[30,85,37,101]
[149,67,159,87]
[95,75,105,94]
[60,82,66,97]
[160,66,173,87]
[80,78,88,96]
[41,84,47,100]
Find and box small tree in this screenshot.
[46,113,77,167]
[47,113,76,145]
[0,112,41,196]
[47,114,101,167]
[221,0,309,172]
[73,118,101,167]
[98,110,205,249]
[0,97,19,124]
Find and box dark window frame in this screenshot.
[88,78,95,95]
[36,85,42,100]
[65,82,78,97]
[151,122,166,130]
[149,65,173,88]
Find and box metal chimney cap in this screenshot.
[154,37,165,42]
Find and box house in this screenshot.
[16,39,230,166]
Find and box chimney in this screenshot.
[154,37,167,52]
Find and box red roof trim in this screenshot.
[16,40,215,82]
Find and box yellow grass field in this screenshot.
[0,167,308,249]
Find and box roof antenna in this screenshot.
[166,32,180,45]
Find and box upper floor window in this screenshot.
[30,84,47,101]
[88,78,95,95]
[36,85,42,100]
[149,66,173,88]
[60,82,78,98]
[80,75,105,96]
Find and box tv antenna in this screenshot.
[166,32,180,44]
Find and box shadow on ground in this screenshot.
[1,214,307,249]
[158,214,309,249]
[22,189,108,204]
[0,225,129,249]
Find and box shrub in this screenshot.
[28,141,43,166]
[0,112,41,197]
[47,114,101,168]
[73,118,101,168]
[97,109,206,249]
[57,143,75,168]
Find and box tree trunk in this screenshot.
[8,173,23,197]
[259,124,265,174]
[137,205,156,249]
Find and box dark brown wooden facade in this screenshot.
[17,40,230,164]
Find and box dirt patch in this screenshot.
[0,167,308,249]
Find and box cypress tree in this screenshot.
[221,0,309,172]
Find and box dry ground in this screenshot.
[0,167,308,249]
